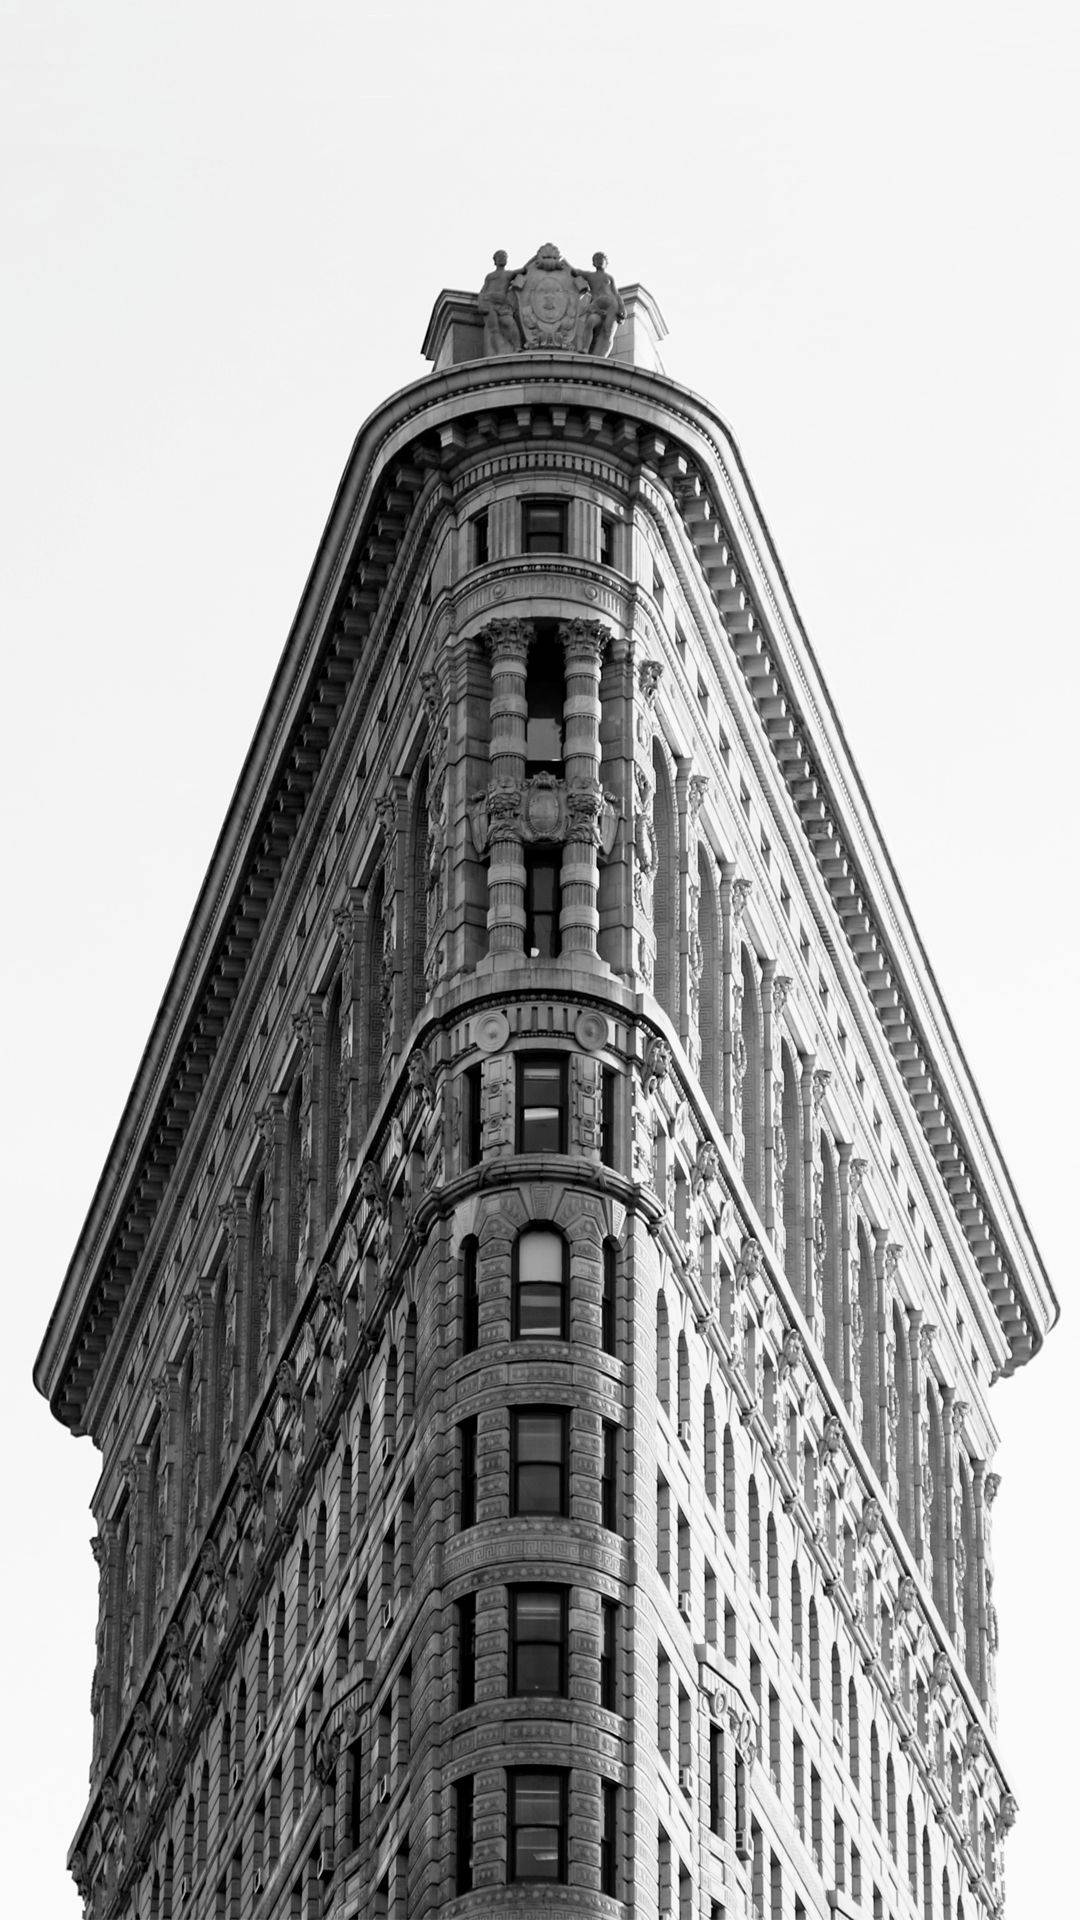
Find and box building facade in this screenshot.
[36,246,1057,1920]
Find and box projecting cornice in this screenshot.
[35,354,1056,1432]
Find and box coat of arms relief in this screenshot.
[479,242,626,358]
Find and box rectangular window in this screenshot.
[600,514,615,568]
[522,498,568,555]
[601,1420,618,1530]
[454,1776,474,1894]
[508,1768,567,1882]
[600,1066,617,1170]
[464,1063,483,1167]
[462,1238,479,1354]
[456,1594,476,1709]
[513,1229,568,1339]
[517,1055,567,1153]
[523,850,562,958]
[601,1240,617,1354]
[511,1408,568,1516]
[510,1586,567,1695]
[470,510,489,567]
[601,1780,618,1895]
[459,1418,478,1529]
[709,1722,724,1835]
[600,1599,618,1710]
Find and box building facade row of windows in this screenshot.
[454,1769,619,1894]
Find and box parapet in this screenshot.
[421,244,667,374]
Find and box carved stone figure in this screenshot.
[478,250,522,356]
[577,252,626,356]
[514,242,586,349]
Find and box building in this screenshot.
[35,243,1058,1920]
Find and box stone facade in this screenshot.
[36,258,1055,1920]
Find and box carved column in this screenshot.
[333,895,363,1186]
[217,1202,241,1470]
[941,1388,963,1643]
[760,959,778,1240]
[255,1097,284,1371]
[559,617,607,956]
[90,1531,111,1766]
[837,1143,856,1421]
[376,779,408,1057]
[728,874,752,1175]
[769,977,792,1268]
[631,659,663,989]
[801,1055,818,1337]
[975,1463,997,1715]
[675,757,692,1051]
[420,666,450,996]
[484,618,530,955]
[288,1011,316,1299]
[685,775,709,1075]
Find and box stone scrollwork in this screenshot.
[641,1035,672,1100]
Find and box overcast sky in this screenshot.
[3,5,1077,1915]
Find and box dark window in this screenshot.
[511,1409,568,1516]
[508,1769,567,1882]
[600,514,615,568]
[517,1055,567,1153]
[601,1240,617,1354]
[523,850,561,958]
[471,510,489,567]
[600,1599,618,1710]
[601,1067,617,1168]
[601,1420,618,1530]
[524,630,566,773]
[513,1229,568,1339]
[454,1777,474,1894]
[456,1594,477,1709]
[522,499,568,556]
[510,1587,567,1695]
[459,1418,478,1528]
[601,1780,618,1895]
[710,1722,723,1834]
[464,1064,483,1166]
[462,1238,480,1354]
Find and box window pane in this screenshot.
[511,1772,564,1881]
[519,1231,562,1284]
[517,1462,562,1512]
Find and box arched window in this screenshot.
[790,1563,803,1668]
[698,846,721,1111]
[314,1503,327,1602]
[513,1229,568,1340]
[383,1347,398,1459]
[722,1425,736,1540]
[766,1516,779,1628]
[923,1827,934,1920]
[183,1795,195,1885]
[357,1408,371,1523]
[297,1541,310,1655]
[907,1798,919,1902]
[748,1479,761,1590]
[808,1599,820,1708]
[870,1722,882,1826]
[703,1387,717,1504]
[831,1646,843,1744]
[197,1762,209,1873]
[652,742,677,1023]
[848,1677,860,1785]
[272,1593,285,1704]
[257,1629,269,1727]
[402,1305,418,1422]
[656,1293,670,1411]
[339,1447,353,1577]
[461,1237,480,1354]
[886,1756,898,1859]
[781,1042,805,1305]
[219,1710,232,1819]
[163,1841,174,1920]
[820,1134,843,1392]
[235,1678,247,1782]
[676,1332,690,1433]
[943,1865,953,1920]
[740,948,765,1214]
[323,980,342,1231]
[601,1239,618,1355]
[857,1221,878,1468]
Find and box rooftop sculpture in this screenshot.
[479,243,626,357]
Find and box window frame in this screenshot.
[454,1775,474,1894]
[509,1585,568,1697]
[521,497,568,556]
[507,1767,568,1883]
[601,1419,618,1531]
[459,1417,479,1529]
[461,1237,480,1354]
[512,1227,569,1341]
[516,1053,568,1155]
[456,1592,477,1710]
[510,1407,569,1518]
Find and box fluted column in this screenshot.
[484,618,530,955]
[801,1056,818,1338]
[559,617,607,955]
[872,1229,893,1498]
[909,1309,931,1568]
[941,1388,963,1643]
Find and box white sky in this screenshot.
[3,4,1076,1914]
